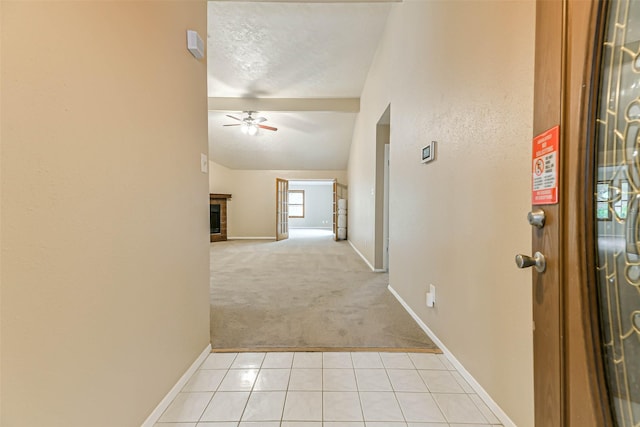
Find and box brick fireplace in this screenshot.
[210,193,231,242]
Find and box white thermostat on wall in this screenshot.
[422,141,436,164]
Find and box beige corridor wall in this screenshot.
[0,0,4,420]
[209,161,346,238]
[347,1,535,426]
[1,3,210,426]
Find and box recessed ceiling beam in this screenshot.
[208,97,360,113]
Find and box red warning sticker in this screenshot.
[532,126,559,205]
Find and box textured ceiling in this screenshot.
[209,111,356,170]
[206,1,392,170]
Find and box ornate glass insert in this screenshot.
[594,0,640,425]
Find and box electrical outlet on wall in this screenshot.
[426,284,436,308]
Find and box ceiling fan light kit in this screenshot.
[240,122,258,135]
[223,111,278,135]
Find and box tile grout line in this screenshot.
[196,352,238,424]
[433,390,492,425]
[384,353,411,424]
[236,353,265,424]
[349,351,368,424]
[467,393,498,425]
[281,352,297,424]
[277,352,294,424]
[321,353,324,424]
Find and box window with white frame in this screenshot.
[288,190,305,218]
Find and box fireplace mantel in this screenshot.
[210,193,232,200]
[210,194,231,242]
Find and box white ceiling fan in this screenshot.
[223,111,278,135]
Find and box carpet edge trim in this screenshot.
[387,284,517,427]
[141,343,212,427]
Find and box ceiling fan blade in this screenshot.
[258,124,278,131]
[223,124,241,126]
[254,117,267,123]
[226,115,242,121]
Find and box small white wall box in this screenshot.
[422,141,436,164]
[426,284,436,307]
[187,30,204,59]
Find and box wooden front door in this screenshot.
[531,0,640,425]
[530,1,563,424]
[276,178,289,241]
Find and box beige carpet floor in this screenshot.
[209,230,439,352]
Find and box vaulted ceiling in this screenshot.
[206,1,392,170]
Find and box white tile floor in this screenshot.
[154,352,504,427]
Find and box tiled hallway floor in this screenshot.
[155,351,504,427]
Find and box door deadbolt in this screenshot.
[527,209,546,228]
[515,251,547,273]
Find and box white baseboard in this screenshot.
[347,240,385,272]
[289,227,333,230]
[227,237,275,240]
[387,285,517,427]
[141,343,211,427]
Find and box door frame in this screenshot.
[374,105,391,270]
[383,143,390,271]
[533,0,613,425]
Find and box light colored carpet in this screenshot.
[209,230,439,352]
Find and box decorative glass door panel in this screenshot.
[276,178,289,241]
[594,0,640,424]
